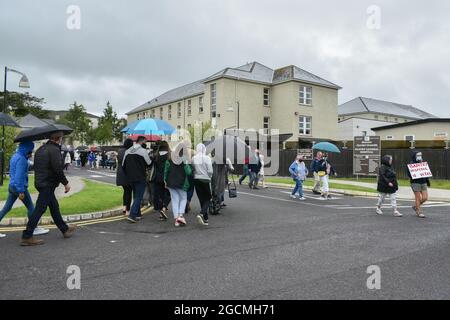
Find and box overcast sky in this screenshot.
[1,0,449,118]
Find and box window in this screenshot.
[263,88,270,107]
[168,105,172,120]
[384,116,388,121]
[137,113,141,120]
[404,119,408,122]
[187,124,192,130]
[159,108,163,120]
[177,103,181,118]
[263,117,270,134]
[374,115,379,120]
[405,135,415,142]
[394,118,398,122]
[187,100,192,116]
[299,116,312,135]
[199,96,204,113]
[434,132,448,138]
[299,86,312,105]
[151,109,155,118]
[210,83,217,118]
[386,135,394,140]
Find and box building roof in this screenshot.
[339,97,436,119]
[46,110,100,119]
[127,61,341,115]
[372,118,450,131]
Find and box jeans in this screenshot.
[194,180,212,220]
[153,182,171,211]
[22,187,69,239]
[130,181,146,219]
[291,179,304,197]
[122,185,132,211]
[377,192,397,208]
[168,188,187,219]
[249,171,259,187]
[0,187,34,222]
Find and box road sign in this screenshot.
[353,136,381,176]
[297,149,313,160]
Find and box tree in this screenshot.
[187,121,212,146]
[57,102,92,145]
[97,101,124,145]
[0,91,49,118]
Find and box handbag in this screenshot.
[228,174,237,198]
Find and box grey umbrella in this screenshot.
[14,124,73,143]
[0,112,21,127]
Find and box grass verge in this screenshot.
[263,177,377,193]
[4,179,122,218]
[0,176,37,201]
[335,177,450,190]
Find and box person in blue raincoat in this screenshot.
[0,141,49,239]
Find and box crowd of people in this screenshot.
[0,135,432,242]
[117,136,235,227]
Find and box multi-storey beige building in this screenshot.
[126,62,341,146]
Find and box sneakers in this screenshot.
[0,233,6,239]
[393,210,403,217]
[290,194,297,199]
[319,196,327,201]
[376,207,383,215]
[33,227,50,236]
[20,237,45,246]
[63,225,77,239]
[197,214,207,226]
[127,216,138,223]
[298,197,306,201]
[176,216,187,227]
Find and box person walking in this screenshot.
[74,150,81,167]
[88,151,96,169]
[21,132,76,246]
[239,157,249,185]
[407,151,430,218]
[289,154,309,200]
[96,153,102,169]
[317,153,335,200]
[151,141,172,221]
[248,150,262,189]
[122,136,152,223]
[192,143,213,226]
[0,142,49,239]
[164,147,192,227]
[311,151,323,195]
[64,152,71,171]
[117,139,134,217]
[101,151,108,169]
[258,154,267,188]
[376,155,402,217]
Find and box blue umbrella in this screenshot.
[312,142,341,153]
[121,119,175,135]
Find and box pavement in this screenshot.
[0,167,449,300]
[0,176,85,209]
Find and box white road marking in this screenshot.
[335,203,450,210]
[279,190,342,201]
[87,170,116,178]
[89,175,103,178]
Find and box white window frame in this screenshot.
[199,96,204,114]
[151,109,155,118]
[263,88,270,107]
[299,116,312,136]
[404,135,415,142]
[137,113,141,120]
[386,135,394,140]
[263,116,270,133]
[299,86,312,106]
[210,83,217,118]
[159,108,163,120]
[187,99,192,116]
[434,132,448,138]
[168,105,172,120]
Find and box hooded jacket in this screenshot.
[377,155,398,194]
[122,144,152,183]
[407,151,430,185]
[289,160,309,181]
[116,139,134,187]
[192,143,213,181]
[9,141,34,193]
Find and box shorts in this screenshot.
[411,183,428,192]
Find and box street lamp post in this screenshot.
[1,67,30,186]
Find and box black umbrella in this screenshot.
[76,145,88,151]
[14,124,73,143]
[0,112,21,127]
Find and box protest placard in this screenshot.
[407,162,433,179]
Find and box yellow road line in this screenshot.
[0,207,154,233]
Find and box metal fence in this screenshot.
[276,149,450,180]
